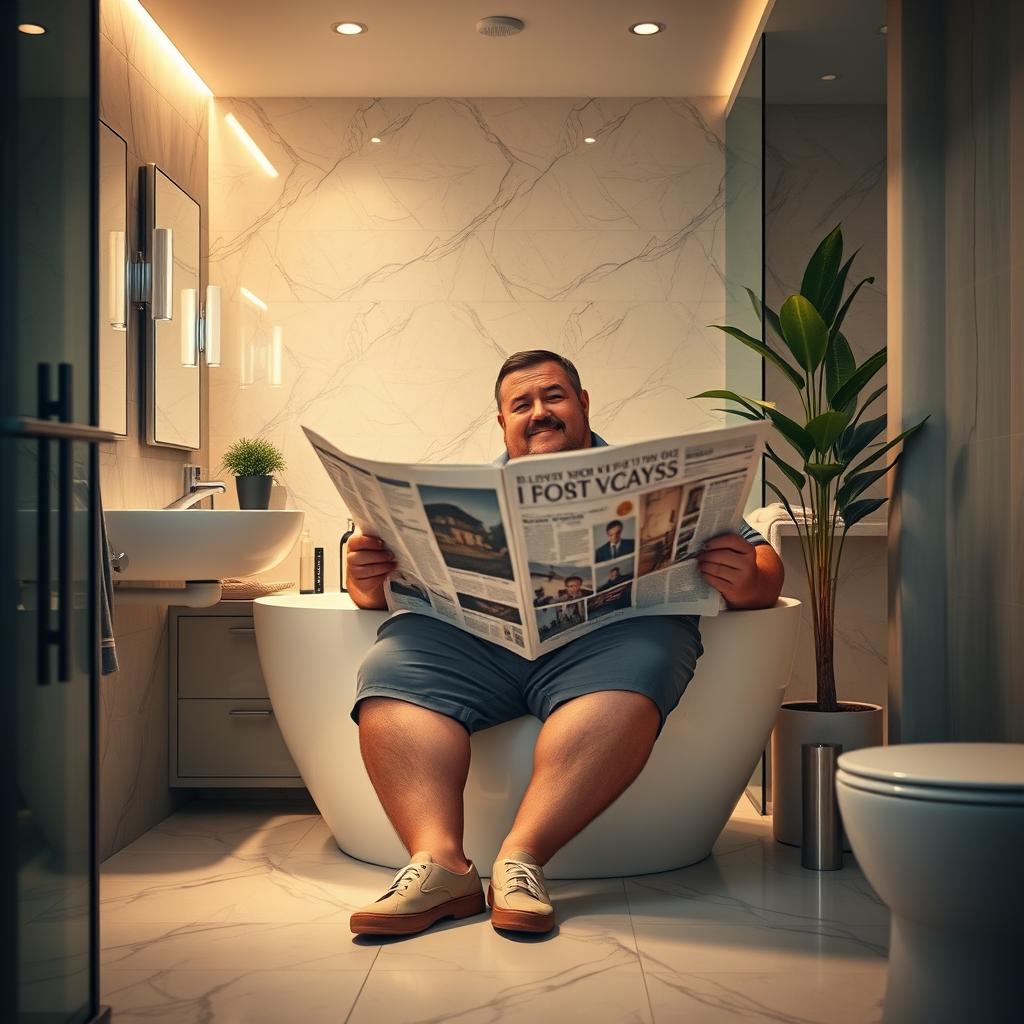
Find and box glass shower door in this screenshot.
[2,1,113,1021]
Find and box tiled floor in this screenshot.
[94,797,890,1022]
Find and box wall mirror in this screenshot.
[142,163,201,450]
[97,121,128,436]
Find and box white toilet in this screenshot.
[836,743,1024,1024]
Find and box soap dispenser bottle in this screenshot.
[299,529,314,594]
[339,518,355,592]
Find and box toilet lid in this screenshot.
[837,743,1024,792]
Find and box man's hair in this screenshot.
[565,575,582,586]
[494,350,583,408]
[608,567,620,576]
[606,520,623,532]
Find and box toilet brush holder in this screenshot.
[801,743,843,870]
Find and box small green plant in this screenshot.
[221,437,286,478]
[692,224,928,712]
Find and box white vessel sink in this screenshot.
[105,509,304,581]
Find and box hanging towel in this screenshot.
[98,494,119,675]
[745,502,814,555]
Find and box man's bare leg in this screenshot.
[496,690,661,864]
[357,696,472,873]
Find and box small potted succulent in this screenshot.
[221,436,286,510]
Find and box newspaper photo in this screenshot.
[303,420,769,659]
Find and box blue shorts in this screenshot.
[352,612,703,737]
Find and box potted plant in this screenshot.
[693,224,928,847]
[221,436,286,510]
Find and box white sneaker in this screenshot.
[488,850,555,933]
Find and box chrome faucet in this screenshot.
[164,464,227,510]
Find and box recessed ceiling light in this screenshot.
[583,137,596,144]
[629,22,664,36]
[476,16,525,37]
[820,73,839,81]
[370,136,382,144]
[18,23,47,35]
[332,22,366,35]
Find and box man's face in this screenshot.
[497,361,591,459]
[608,568,620,582]
[565,577,583,598]
[607,523,623,545]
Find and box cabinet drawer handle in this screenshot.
[228,627,255,635]
[228,708,273,716]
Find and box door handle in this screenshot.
[228,708,273,716]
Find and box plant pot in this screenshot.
[771,700,883,849]
[235,475,273,510]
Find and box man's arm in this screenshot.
[346,531,397,610]
[696,534,784,610]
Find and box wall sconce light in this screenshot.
[132,226,174,320]
[181,287,198,366]
[108,230,127,331]
[201,285,222,366]
[270,325,283,387]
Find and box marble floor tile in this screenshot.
[111,805,319,861]
[348,964,654,1024]
[100,968,368,1024]
[646,970,886,1023]
[633,921,888,975]
[625,842,889,932]
[101,919,378,972]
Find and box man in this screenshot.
[345,350,784,938]
[598,566,627,591]
[560,574,592,600]
[595,519,635,562]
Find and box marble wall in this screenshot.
[764,105,889,721]
[208,96,730,590]
[97,0,210,859]
[889,0,1023,742]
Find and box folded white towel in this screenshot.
[746,503,813,554]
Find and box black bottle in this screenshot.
[339,518,355,592]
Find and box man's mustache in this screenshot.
[528,417,564,435]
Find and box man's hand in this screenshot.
[697,533,783,610]
[347,531,397,610]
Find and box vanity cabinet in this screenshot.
[169,600,303,787]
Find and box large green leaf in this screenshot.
[779,295,829,373]
[765,480,800,524]
[712,408,763,421]
[829,276,875,342]
[848,417,929,475]
[825,332,857,403]
[818,249,859,327]
[690,389,775,418]
[743,287,785,344]
[805,410,851,455]
[765,408,815,461]
[835,456,900,509]
[840,497,888,530]
[847,385,887,429]
[829,346,887,412]
[805,461,846,486]
[800,224,843,312]
[709,325,805,390]
[837,413,886,462]
[765,445,806,490]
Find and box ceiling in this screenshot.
[764,0,886,103]
[140,0,771,98]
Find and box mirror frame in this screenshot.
[141,162,202,451]
[97,120,129,438]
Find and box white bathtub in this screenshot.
[253,594,800,878]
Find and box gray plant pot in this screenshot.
[771,700,883,850]
[235,475,273,510]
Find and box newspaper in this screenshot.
[304,421,769,660]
